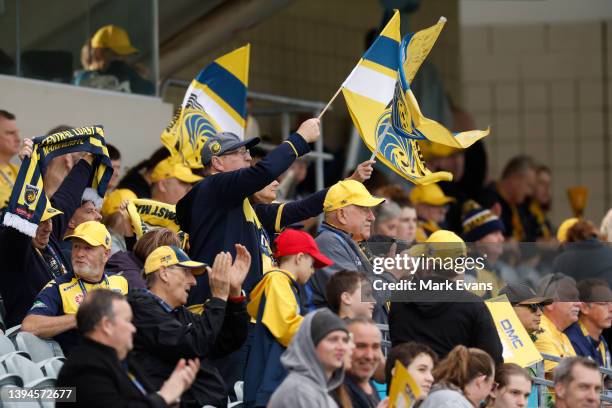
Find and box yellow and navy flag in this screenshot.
[161,44,250,168]
[341,11,440,185]
[391,18,490,183]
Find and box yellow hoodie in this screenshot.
[247,269,303,347]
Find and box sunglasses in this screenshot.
[516,303,544,313]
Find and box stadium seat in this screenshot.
[0,386,43,407]
[227,381,244,408]
[0,354,55,389]
[4,326,20,345]
[37,358,64,379]
[0,335,29,360]
[0,364,22,388]
[14,332,64,363]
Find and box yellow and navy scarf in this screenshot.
[3,125,112,237]
[126,198,188,247]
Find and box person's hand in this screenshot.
[158,358,200,405]
[82,152,95,165]
[19,138,33,161]
[347,160,375,183]
[208,252,231,300]
[376,398,389,408]
[118,200,134,237]
[296,118,320,143]
[229,244,251,297]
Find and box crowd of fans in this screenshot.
[1,104,612,408]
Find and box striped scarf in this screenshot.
[126,198,188,247]
[3,125,112,237]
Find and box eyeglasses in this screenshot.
[222,147,250,157]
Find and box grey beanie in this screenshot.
[310,309,348,346]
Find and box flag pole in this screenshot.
[317,86,342,120]
[369,122,391,160]
[317,63,359,120]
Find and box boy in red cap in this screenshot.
[244,228,333,407]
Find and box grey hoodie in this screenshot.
[267,312,344,408]
[418,383,474,408]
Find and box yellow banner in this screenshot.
[485,295,543,367]
[389,360,421,408]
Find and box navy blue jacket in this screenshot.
[0,160,92,328]
[176,132,312,303]
[565,321,611,368]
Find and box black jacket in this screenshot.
[389,278,503,365]
[0,159,92,327]
[128,289,249,407]
[552,239,612,287]
[56,337,169,408]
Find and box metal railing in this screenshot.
[376,327,612,406]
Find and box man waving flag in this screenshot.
[161,44,250,168]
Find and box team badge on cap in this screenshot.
[210,141,221,154]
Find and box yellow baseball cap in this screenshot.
[40,202,63,222]
[144,245,207,275]
[409,230,467,259]
[151,157,203,184]
[557,217,579,243]
[101,188,137,217]
[409,183,456,206]
[65,221,112,250]
[91,25,138,55]
[323,180,385,212]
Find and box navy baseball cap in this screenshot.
[201,132,260,165]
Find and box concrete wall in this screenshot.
[0,74,173,170]
[460,21,612,226]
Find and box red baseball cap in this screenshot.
[273,229,334,269]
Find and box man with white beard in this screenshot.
[22,221,127,354]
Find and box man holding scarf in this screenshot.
[0,127,112,328]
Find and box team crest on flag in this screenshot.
[161,44,250,168]
[342,14,490,185]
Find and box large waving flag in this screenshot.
[392,19,489,151]
[161,44,250,168]
[341,12,444,185]
[341,11,420,181]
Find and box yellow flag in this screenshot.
[485,295,543,367]
[161,44,250,168]
[388,360,421,408]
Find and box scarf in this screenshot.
[126,198,188,247]
[3,125,112,237]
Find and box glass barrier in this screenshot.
[1,0,157,96]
